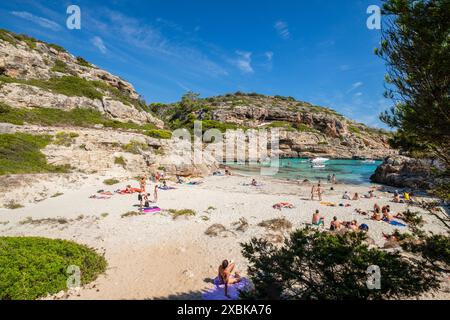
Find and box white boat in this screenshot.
[311,157,330,163]
[311,164,326,169]
[362,159,376,164]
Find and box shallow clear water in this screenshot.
[226,158,382,185]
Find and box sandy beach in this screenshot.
[0,171,448,300]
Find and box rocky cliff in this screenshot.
[153,93,397,160]
[370,156,448,189]
[0,29,162,127]
[0,29,397,181]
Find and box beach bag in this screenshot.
[359,224,369,232]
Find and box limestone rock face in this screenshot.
[0,30,161,126]
[156,94,397,160]
[0,83,104,111]
[0,38,139,99]
[370,156,447,188]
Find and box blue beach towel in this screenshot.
[202,277,252,300]
[384,219,407,227]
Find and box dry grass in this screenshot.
[19,217,70,225]
[258,218,292,232]
[168,209,196,219]
[3,201,24,210]
[232,217,249,232]
[121,211,145,218]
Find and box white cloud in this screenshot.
[347,82,363,93]
[91,36,107,54]
[274,21,290,40]
[265,51,274,62]
[11,11,61,31]
[234,51,254,73]
[354,92,363,97]
[96,10,228,77]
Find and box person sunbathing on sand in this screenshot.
[352,193,360,201]
[364,190,375,198]
[383,208,394,222]
[312,210,325,227]
[251,179,258,186]
[342,191,351,200]
[393,194,402,203]
[371,211,382,221]
[330,216,342,231]
[374,203,381,214]
[218,260,242,298]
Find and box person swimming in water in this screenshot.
[218,260,242,298]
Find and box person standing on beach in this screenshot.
[311,184,316,200]
[139,176,146,192]
[153,185,158,203]
[317,184,323,201]
[332,174,337,184]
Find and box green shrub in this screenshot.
[51,60,69,73]
[241,228,442,300]
[168,209,197,219]
[114,156,126,168]
[0,237,106,300]
[53,132,79,147]
[0,104,156,132]
[121,211,145,218]
[103,178,120,185]
[348,125,362,135]
[122,140,148,154]
[76,56,91,67]
[3,201,24,210]
[0,75,148,111]
[145,129,172,139]
[0,133,70,175]
[47,43,67,52]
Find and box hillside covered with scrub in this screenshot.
[151,92,395,159]
[0,28,396,182]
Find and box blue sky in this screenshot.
[0,0,391,128]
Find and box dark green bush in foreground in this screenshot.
[0,237,107,300]
[241,228,443,300]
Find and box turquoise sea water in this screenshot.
[226,158,382,185]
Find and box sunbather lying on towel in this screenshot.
[273,202,295,210]
[117,185,143,194]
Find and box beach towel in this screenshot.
[158,186,176,190]
[273,202,295,210]
[321,202,336,207]
[384,219,407,227]
[186,181,203,185]
[202,277,252,300]
[142,206,161,213]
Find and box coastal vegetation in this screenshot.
[0,103,156,132]
[377,0,449,198]
[241,227,447,300]
[0,133,70,175]
[168,209,197,219]
[103,178,120,185]
[0,75,148,111]
[0,237,106,300]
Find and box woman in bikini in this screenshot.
[218,260,242,298]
